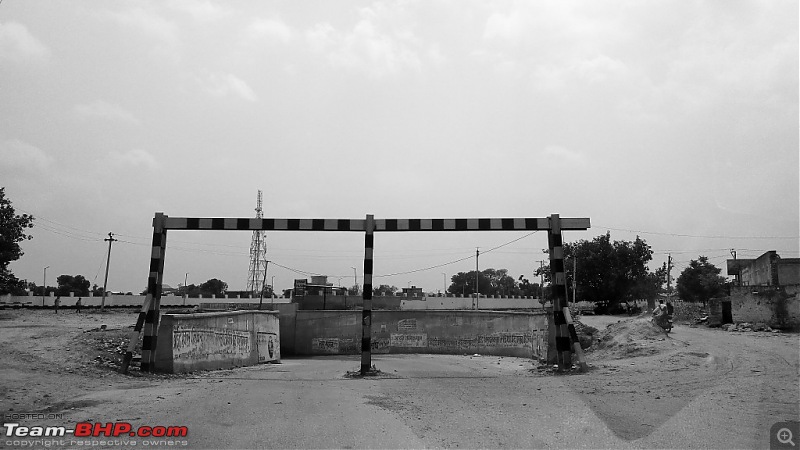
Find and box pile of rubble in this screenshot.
[720,322,780,333]
[572,319,598,349]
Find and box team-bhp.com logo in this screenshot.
[5,422,188,438]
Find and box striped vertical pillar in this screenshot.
[141,213,168,372]
[360,214,375,375]
[548,214,572,370]
[119,296,151,374]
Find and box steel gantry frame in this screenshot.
[120,213,590,374]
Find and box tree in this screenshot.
[676,256,727,305]
[56,275,91,296]
[447,268,519,296]
[199,278,227,297]
[373,284,398,297]
[516,276,541,298]
[0,188,34,295]
[536,232,662,309]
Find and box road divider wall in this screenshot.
[287,310,547,359]
[154,310,280,373]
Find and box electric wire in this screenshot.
[22,210,798,287]
[595,224,798,240]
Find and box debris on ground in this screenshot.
[587,316,684,359]
[345,365,385,378]
[573,320,599,349]
[529,361,591,376]
[720,322,778,333]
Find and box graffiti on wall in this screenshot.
[397,318,417,331]
[172,326,251,361]
[427,332,531,351]
[312,337,340,353]
[312,337,358,354]
[390,333,427,347]
[257,332,279,362]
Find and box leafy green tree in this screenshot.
[199,278,227,297]
[373,284,398,296]
[516,276,542,297]
[448,268,519,296]
[56,275,90,296]
[676,256,727,305]
[91,284,105,296]
[536,232,661,308]
[0,188,34,295]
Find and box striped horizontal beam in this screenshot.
[162,217,590,232]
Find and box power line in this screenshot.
[374,231,539,278]
[595,224,797,240]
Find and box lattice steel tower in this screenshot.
[247,190,268,295]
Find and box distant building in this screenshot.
[402,285,424,298]
[727,251,800,286]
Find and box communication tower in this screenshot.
[246,190,268,295]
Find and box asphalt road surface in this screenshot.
[77,320,797,449]
[2,311,798,449]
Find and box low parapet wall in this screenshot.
[290,310,547,359]
[154,310,280,373]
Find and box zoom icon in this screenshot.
[772,421,799,449]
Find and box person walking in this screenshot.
[54,296,60,314]
[75,297,82,314]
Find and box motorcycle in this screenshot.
[653,308,673,333]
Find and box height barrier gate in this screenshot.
[121,213,590,374]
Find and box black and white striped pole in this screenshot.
[361,214,375,375]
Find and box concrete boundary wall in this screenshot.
[0,294,292,308]
[721,285,800,330]
[289,310,547,359]
[154,310,280,373]
[402,297,544,311]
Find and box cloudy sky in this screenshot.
[1,0,797,295]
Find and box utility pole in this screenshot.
[42,266,49,306]
[475,248,479,309]
[100,232,117,310]
[259,260,270,310]
[182,272,188,306]
[572,257,577,305]
[730,249,738,285]
[538,260,545,300]
[442,273,447,294]
[666,254,673,302]
[351,267,358,293]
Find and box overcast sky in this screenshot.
[1,0,797,295]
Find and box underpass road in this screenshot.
[62,320,800,449]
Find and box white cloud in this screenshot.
[0,139,53,173]
[483,10,524,41]
[245,17,295,43]
[73,100,140,125]
[198,72,258,102]
[542,145,586,166]
[104,7,178,43]
[0,22,50,64]
[305,4,440,78]
[167,0,231,23]
[108,149,161,171]
[101,7,180,61]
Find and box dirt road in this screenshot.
[1,309,797,449]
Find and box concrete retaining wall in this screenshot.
[402,297,543,311]
[0,293,292,308]
[289,310,547,359]
[727,285,800,330]
[154,310,280,373]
